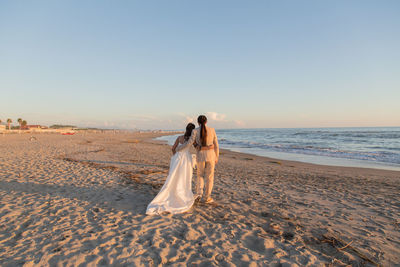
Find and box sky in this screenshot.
[1,1,399,129]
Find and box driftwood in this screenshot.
[321,232,380,266]
[338,240,353,250]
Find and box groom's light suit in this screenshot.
[176,126,219,199]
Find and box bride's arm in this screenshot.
[176,130,196,152]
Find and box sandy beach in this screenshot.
[0,132,399,266]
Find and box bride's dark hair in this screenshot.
[184,123,195,141]
[197,115,207,146]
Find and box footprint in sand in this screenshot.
[243,233,274,255]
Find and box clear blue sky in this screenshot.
[1,1,399,129]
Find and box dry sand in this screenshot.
[0,132,399,266]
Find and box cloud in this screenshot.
[205,112,227,122]
[177,112,246,129]
[184,116,194,124]
[234,120,245,127]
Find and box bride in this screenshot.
[146,123,196,215]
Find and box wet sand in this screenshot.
[0,132,399,266]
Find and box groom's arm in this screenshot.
[176,130,196,152]
[171,136,181,154]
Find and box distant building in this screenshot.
[21,125,48,131]
[0,125,5,132]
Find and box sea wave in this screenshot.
[219,139,400,164]
[217,127,400,166]
[157,127,400,168]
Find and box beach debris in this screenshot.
[269,160,282,165]
[61,132,75,135]
[282,231,294,240]
[260,212,270,217]
[338,240,353,250]
[29,136,37,141]
[123,139,140,143]
[52,247,62,253]
[215,254,225,262]
[271,223,280,230]
[320,232,379,266]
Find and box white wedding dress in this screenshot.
[146,143,195,215]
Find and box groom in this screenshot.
[176,115,219,203]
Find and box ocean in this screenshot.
[157,127,400,171]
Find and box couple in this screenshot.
[146,115,219,215]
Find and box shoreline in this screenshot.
[1,132,399,266]
[155,133,400,174]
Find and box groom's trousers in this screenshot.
[196,161,215,199]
